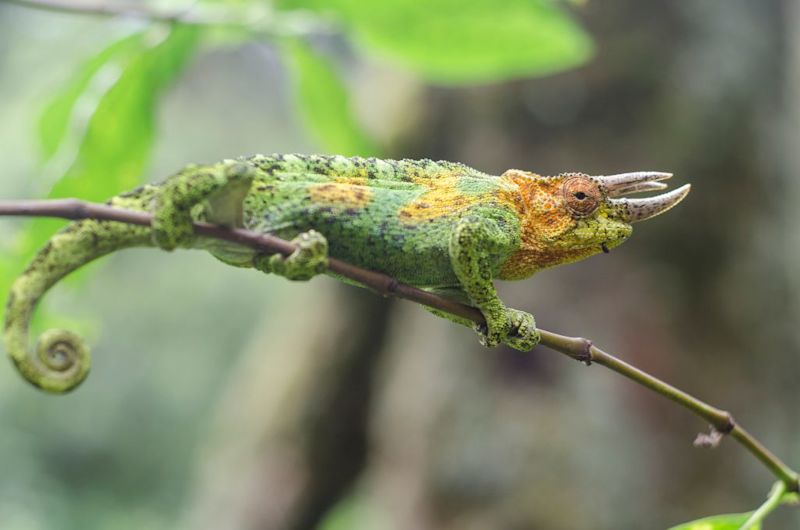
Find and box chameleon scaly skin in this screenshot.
[3,155,690,392]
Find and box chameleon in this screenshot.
[3,154,690,393]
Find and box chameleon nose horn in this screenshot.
[594,171,690,223]
[596,171,673,197]
[610,184,692,223]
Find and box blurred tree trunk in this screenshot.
[181,282,392,530]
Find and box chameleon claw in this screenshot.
[473,308,539,351]
[503,309,540,351]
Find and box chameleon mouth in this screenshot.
[595,171,691,223]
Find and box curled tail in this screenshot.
[5,219,151,393]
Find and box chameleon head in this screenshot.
[499,169,690,279]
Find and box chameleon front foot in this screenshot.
[502,308,540,351]
[254,230,329,281]
[475,307,540,351]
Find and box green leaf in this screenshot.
[282,39,378,155]
[48,26,199,201]
[1,26,200,298]
[276,0,593,84]
[37,32,146,161]
[668,512,758,530]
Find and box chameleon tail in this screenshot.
[4,219,151,393]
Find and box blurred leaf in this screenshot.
[276,0,592,84]
[38,32,146,161]
[318,495,363,530]
[0,26,200,298]
[282,39,377,155]
[49,26,199,201]
[668,512,758,530]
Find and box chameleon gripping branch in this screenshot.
[0,197,797,493]
[3,157,693,389]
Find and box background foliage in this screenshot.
[0,0,797,529]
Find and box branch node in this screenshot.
[717,412,735,434]
[578,338,593,365]
[61,198,88,220]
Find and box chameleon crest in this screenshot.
[3,155,689,392]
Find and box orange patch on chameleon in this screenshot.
[398,191,483,222]
[499,205,580,280]
[498,244,595,280]
[398,174,484,222]
[309,182,372,209]
[332,175,369,186]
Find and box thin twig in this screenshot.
[0,198,798,493]
[740,481,788,530]
[1,0,333,38]
[3,0,193,22]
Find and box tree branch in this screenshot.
[3,0,194,22]
[1,0,332,38]
[0,198,798,494]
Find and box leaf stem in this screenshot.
[740,481,787,530]
[0,198,798,495]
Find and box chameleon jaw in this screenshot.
[595,171,691,223]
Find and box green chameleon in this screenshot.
[4,154,690,393]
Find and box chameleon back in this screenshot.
[235,154,522,287]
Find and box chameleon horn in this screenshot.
[597,171,673,197]
[611,184,692,223]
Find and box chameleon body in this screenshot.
[3,154,690,393]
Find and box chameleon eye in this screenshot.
[562,175,601,217]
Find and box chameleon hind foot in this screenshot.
[152,160,256,251]
[254,230,329,281]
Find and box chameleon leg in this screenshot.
[449,217,540,351]
[152,160,256,250]
[252,230,329,281]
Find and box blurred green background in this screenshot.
[0,1,798,529]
